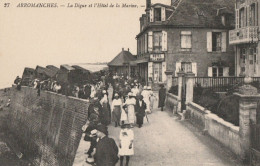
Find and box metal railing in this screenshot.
[172,76,260,92]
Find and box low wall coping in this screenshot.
[167,92,180,100]
[19,86,90,103]
[234,92,260,100]
[187,102,207,113]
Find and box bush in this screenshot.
[168,85,178,95]
[194,88,239,126]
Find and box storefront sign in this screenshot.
[149,54,165,62]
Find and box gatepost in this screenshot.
[234,77,260,163]
[177,71,185,113]
[165,71,173,91]
[185,72,195,104]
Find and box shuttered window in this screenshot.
[153,31,162,52]
[207,31,226,52]
[181,31,192,50]
[154,8,162,21]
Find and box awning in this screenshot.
[129,61,137,66]
[135,58,149,64]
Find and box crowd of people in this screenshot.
[82,74,167,166]
[14,72,167,166]
[14,75,106,99]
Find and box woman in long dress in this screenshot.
[100,90,111,126]
[119,123,134,166]
[124,92,136,126]
[141,86,151,114]
[111,93,123,127]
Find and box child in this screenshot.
[119,123,134,166]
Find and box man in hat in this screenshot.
[158,84,166,111]
[94,124,119,166]
[84,114,100,162]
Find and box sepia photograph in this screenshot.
[0,0,260,165]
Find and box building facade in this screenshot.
[136,0,236,86]
[108,48,137,78]
[229,0,260,77]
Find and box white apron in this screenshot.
[119,129,134,156]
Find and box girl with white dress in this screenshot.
[119,123,134,166]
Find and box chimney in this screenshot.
[128,48,130,51]
[146,0,151,10]
[122,48,124,51]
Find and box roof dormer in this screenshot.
[149,4,174,22]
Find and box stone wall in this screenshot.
[186,102,241,157]
[165,92,179,114]
[8,86,89,166]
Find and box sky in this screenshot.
[0,0,171,88]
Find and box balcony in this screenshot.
[229,26,258,45]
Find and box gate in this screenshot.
[181,76,186,112]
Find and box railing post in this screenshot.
[234,78,260,163]
[177,71,185,113]
[165,71,173,91]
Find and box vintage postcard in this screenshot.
[0,0,259,166]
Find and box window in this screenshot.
[250,4,256,26]
[153,32,162,52]
[181,62,192,73]
[240,48,246,63]
[212,32,221,51]
[212,67,223,77]
[181,31,192,50]
[154,8,162,21]
[212,67,218,77]
[218,67,223,77]
[239,8,245,28]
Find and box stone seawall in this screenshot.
[8,86,90,166]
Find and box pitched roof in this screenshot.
[60,64,75,71]
[46,65,59,73]
[166,0,235,28]
[72,65,91,73]
[35,65,56,78]
[108,49,136,66]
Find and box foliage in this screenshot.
[168,85,178,95]
[194,86,239,126]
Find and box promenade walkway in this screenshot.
[73,89,243,166]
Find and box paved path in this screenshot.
[73,89,243,166]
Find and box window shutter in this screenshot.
[208,67,213,77]
[236,9,239,28]
[145,34,148,53]
[162,62,167,82]
[207,32,212,52]
[175,62,181,76]
[192,62,197,76]
[150,8,154,22]
[148,62,153,80]
[247,6,250,26]
[223,67,229,76]
[161,7,166,21]
[221,32,227,52]
[162,31,167,51]
[256,2,259,26]
[148,31,153,52]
